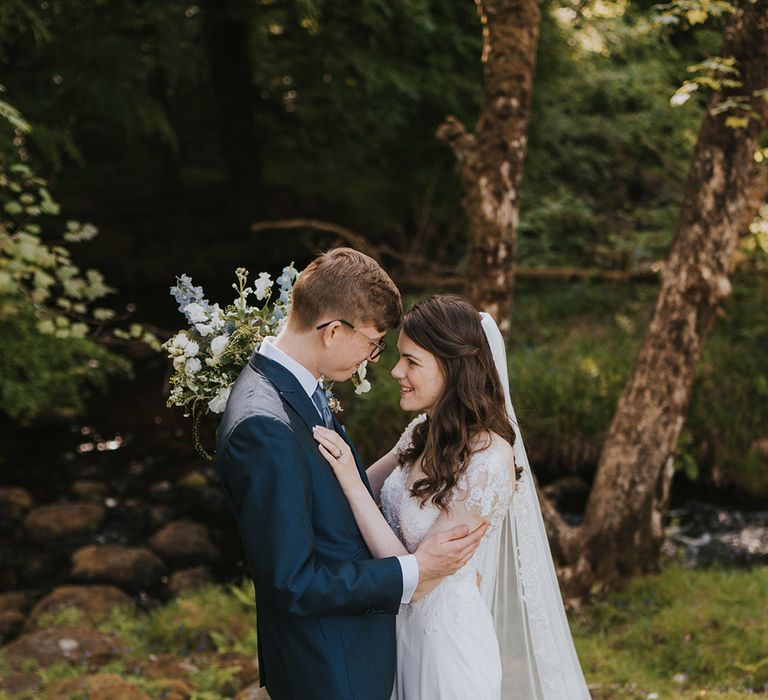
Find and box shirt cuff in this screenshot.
[396,554,419,604]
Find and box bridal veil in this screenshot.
[478,312,591,699]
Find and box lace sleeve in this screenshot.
[391,413,428,457]
[451,444,514,530]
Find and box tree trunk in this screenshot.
[201,0,262,233]
[438,0,541,339]
[550,0,768,598]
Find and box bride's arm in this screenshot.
[313,426,490,601]
[366,451,400,502]
[313,427,408,558]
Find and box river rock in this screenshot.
[0,486,34,523]
[26,584,134,629]
[2,626,125,669]
[149,521,220,566]
[236,683,272,700]
[208,650,260,693]
[0,610,26,641]
[0,590,35,614]
[143,652,199,679]
[71,544,165,590]
[43,673,150,700]
[24,501,105,540]
[0,671,40,698]
[71,479,108,503]
[168,566,213,596]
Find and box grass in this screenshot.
[1,567,765,699]
[573,566,768,699]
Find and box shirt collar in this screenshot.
[258,336,319,398]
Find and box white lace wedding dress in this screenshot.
[381,414,514,700]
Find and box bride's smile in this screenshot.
[391,331,445,413]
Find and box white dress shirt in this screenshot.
[258,337,419,604]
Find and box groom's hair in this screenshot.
[289,247,402,332]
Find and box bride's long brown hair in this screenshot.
[400,295,519,511]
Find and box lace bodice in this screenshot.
[380,415,515,632]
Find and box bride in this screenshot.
[313,295,591,699]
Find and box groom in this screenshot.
[215,248,487,700]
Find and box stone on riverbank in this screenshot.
[70,479,108,503]
[149,520,220,566]
[1,626,126,669]
[26,584,135,629]
[42,673,150,700]
[236,682,272,699]
[24,501,105,540]
[0,487,34,525]
[168,566,213,596]
[71,544,165,590]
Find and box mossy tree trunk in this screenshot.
[544,0,768,600]
[438,0,542,339]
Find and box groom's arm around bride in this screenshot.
[214,248,484,700]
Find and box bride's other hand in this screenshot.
[313,426,363,493]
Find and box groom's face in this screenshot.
[318,320,386,381]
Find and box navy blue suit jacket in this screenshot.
[215,351,403,700]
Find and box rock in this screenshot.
[149,521,220,566]
[210,651,260,694]
[236,682,272,700]
[0,610,26,641]
[71,479,108,503]
[0,486,34,523]
[0,670,40,697]
[2,626,125,669]
[24,501,105,540]
[150,505,174,528]
[0,590,35,614]
[177,470,208,489]
[168,566,213,596]
[71,544,165,590]
[43,673,150,700]
[143,653,199,680]
[148,678,194,700]
[26,585,134,629]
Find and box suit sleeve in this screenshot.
[216,415,404,617]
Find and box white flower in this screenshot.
[195,323,213,336]
[357,361,368,380]
[208,303,225,329]
[184,341,200,357]
[171,331,189,350]
[254,272,272,300]
[354,379,371,395]
[208,386,231,414]
[210,334,230,361]
[173,355,187,369]
[185,357,202,375]
[184,302,208,323]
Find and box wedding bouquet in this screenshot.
[163,265,370,459]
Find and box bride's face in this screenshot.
[391,331,445,413]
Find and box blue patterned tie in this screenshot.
[311,385,334,429]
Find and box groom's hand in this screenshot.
[413,522,487,592]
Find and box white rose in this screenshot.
[208,386,231,414]
[210,334,230,361]
[195,323,213,336]
[185,357,202,375]
[184,341,200,356]
[184,302,208,323]
[357,361,368,380]
[354,379,371,395]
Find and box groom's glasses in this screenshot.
[315,319,387,361]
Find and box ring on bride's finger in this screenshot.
[335,448,342,459]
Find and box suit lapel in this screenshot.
[333,414,373,497]
[250,352,373,496]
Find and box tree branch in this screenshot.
[436,115,476,164]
